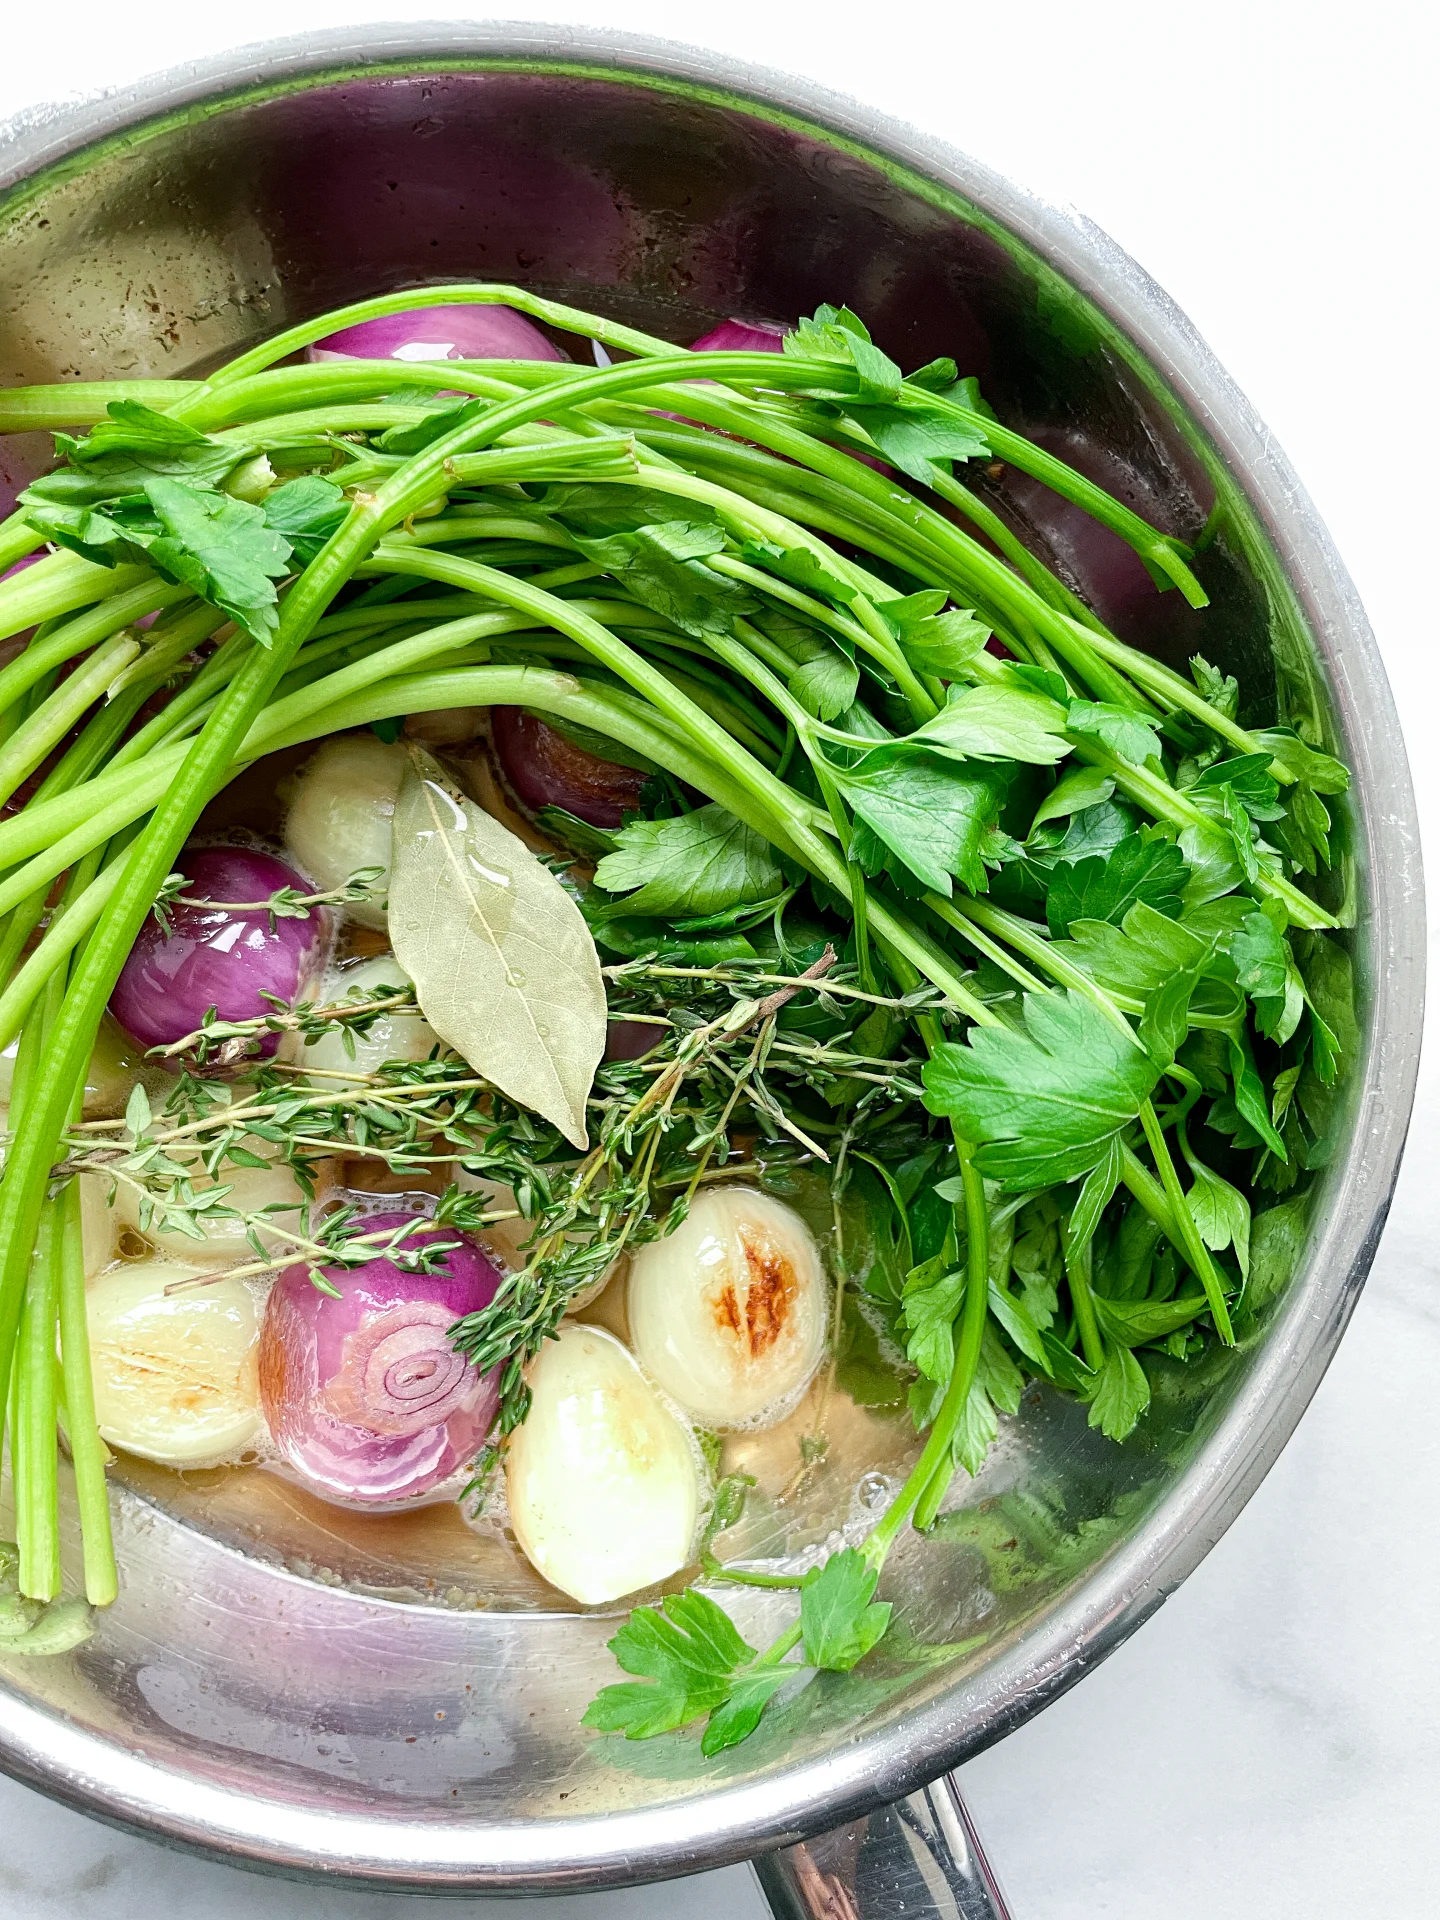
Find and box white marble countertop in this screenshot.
[1,2,1434,1913]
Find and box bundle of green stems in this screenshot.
[0,283,1345,1619]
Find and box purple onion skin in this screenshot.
[306,303,564,364]
[689,317,788,354]
[259,1213,502,1506]
[491,705,647,828]
[110,846,326,1056]
[688,317,886,471]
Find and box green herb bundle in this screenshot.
[0,287,1351,1736]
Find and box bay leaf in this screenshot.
[388,757,606,1148]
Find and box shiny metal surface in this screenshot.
[756,1773,1011,1919]
[0,22,1423,1903]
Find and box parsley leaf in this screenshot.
[1254,726,1349,794]
[1067,700,1164,767]
[572,521,756,638]
[1066,1134,1125,1255]
[18,494,140,566]
[894,685,1071,766]
[545,486,722,537]
[783,305,902,401]
[987,1275,1050,1368]
[1138,946,1213,1070]
[900,1252,965,1383]
[1183,1155,1251,1278]
[740,538,856,603]
[799,1549,892,1671]
[1053,799,1136,865]
[1245,1194,1311,1314]
[700,1667,791,1755]
[756,611,859,721]
[1230,909,1293,1038]
[922,990,1160,1189]
[1093,1295,1209,1348]
[1294,932,1359,1084]
[139,477,293,646]
[533,807,620,860]
[846,402,990,484]
[582,1588,758,1740]
[1191,753,1286,822]
[594,804,783,919]
[1045,833,1188,937]
[836,756,1006,896]
[876,593,992,677]
[1058,900,1235,997]
[261,476,348,569]
[62,400,212,464]
[1178,814,1248,901]
[1225,1025,1286,1158]
[1190,654,1239,721]
[1085,1341,1150,1440]
[377,395,486,454]
[29,402,251,500]
[946,1327,1025,1474]
[1030,765,1116,833]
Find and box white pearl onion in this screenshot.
[505,1323,700,1605]
[283,734,408,930]
[626,1187,828,1429]
[86,1260,263,1466]
[301,954,439,1078]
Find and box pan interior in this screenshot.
[0,53,1365,1882]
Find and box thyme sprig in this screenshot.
[142,980,417,1067]
[62,952,929,1373]
[149,862,386,936]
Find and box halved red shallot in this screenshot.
[490,705,648,828]
[258,1213,501,1506]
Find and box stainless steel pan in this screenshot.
[0,28,1422,1920]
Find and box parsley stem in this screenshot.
[0,555,156,648]
[14,1159,63,1601]
[918,393,1208,607]
[623,387,1161,713]
[1063,1224,1106,1372]
[1139,1098,1234,1343]
[924,466,1097,623]
[930,895,1135,1038]
[0,516,45,571]
[1077,622,1265,759]
[0,632,141,812]
[709,1567,805,1590]
[913,1139,992,1533]
[56,1177,116,1606]
[753,1621,805,1669]
[0,577,184,712]
[0,383,196,434]
[208,281,681,385]
[0,851,127,1053]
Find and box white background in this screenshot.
[1,4,1437,1914]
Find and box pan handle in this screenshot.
[750,1772,1011,1920]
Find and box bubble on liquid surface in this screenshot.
[856,1471,899,1515]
